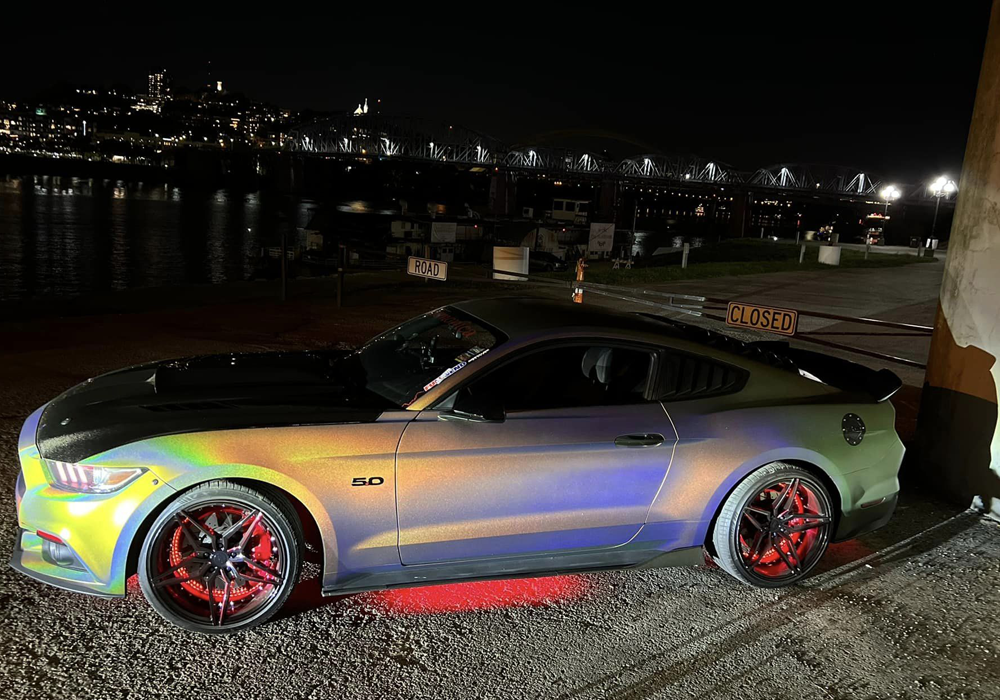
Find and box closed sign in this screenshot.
[726,302,798,336]
[407,256,448,281]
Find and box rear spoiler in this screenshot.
[751,342,902,402]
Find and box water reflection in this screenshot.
[0,175,312,302]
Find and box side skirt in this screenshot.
[321,545,706,597]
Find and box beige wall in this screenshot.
[920,1,1000,518]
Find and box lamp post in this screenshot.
[929,176,957,238]
[879,185,901,244]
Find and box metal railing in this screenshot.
[484,268,933,369]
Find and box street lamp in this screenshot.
[879,185,901,243]
[929,176,957,238]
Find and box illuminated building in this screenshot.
[148,69,169,102]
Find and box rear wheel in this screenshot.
[138,480,302,633]
[712,463,834,587]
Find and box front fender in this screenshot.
[142,462,339,582]
[87,419,410,590]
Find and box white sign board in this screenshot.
[302,229,323,251]
[493,246,529,281]
[588,222,615,255]
[431,221,457,243]
[407,256,448,281]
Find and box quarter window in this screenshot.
[657,352,746,400]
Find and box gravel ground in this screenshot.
[2,273,999,700]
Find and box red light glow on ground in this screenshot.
[820,540,878,572]
[362,574,590,615]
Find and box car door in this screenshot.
[395,341,677,565]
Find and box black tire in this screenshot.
[711,462,834,588]
[138,480,303,634]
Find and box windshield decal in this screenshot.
[466,348,489,363]
[454,346,486,363]
[424,348,491,393]
[423,361,467,392]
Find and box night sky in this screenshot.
[3,4,992,180]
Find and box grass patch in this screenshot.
[543,239,934,286]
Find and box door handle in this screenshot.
[614,433,665,448]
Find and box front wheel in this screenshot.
[711,463,834,587]
[138,480,303,634]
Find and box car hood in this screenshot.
[36,350,390,463]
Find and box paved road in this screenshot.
[5,263,998,700]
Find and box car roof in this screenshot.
[449,296,802,373]
[449,297,679,341]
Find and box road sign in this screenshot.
[431,222,457,243]
[726,302,798,336]
[407,256,448,281]
[493,246,529,281]
[588,223,615,255]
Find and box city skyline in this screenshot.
[1,5,993,179]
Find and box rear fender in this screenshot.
[692,447,853,547]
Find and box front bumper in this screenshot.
[11,454,117,596]
[9,406,176,597]
[10,528,119,598]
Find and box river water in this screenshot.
[0,175,314,302]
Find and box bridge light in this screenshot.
[880,185,901,201]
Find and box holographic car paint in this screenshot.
[395,402,677,564]
[13,406,177,595]
[10,306,904,600]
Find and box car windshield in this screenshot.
[343,307,505,408]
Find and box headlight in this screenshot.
[44,460,146,494]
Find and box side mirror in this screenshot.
[439,390,505,423]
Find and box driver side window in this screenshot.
[460,344,653,412]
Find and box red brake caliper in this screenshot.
[166,507,274,603]
[739,484,812,575]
